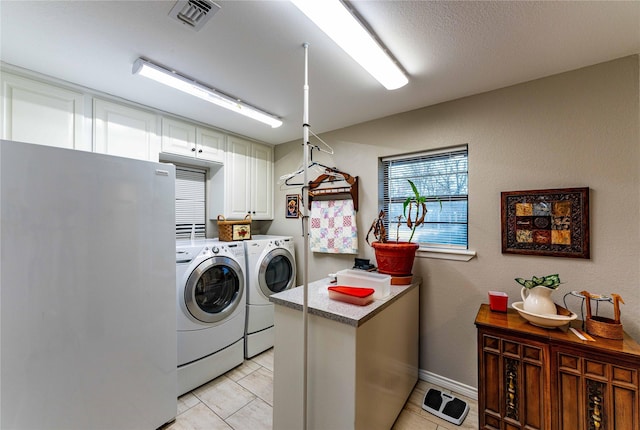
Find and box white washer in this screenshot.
[244,235,296,358]
[176,239,246,396]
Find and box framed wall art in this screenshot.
[501,187,590,258]
[286,194,300,218]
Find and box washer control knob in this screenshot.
[212,246,219,254]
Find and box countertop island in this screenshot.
[270,276,420,430]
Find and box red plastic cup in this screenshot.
[488,291,508,312]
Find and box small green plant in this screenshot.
[366,179,440,244]
[515,274,562,290]
[403,179,428,243]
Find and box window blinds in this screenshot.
[176,166,206,239]
[381,145,468,247]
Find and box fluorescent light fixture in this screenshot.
[132,58,282,128]
[291,0,408,90]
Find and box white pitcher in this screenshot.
[521,286,557,315]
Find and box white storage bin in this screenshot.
[335,269,391,299]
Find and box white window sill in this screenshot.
[417,246,477,261]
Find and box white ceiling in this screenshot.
[1,1,639,145]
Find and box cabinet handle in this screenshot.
[505,358,519,421]
[587,380,605,430]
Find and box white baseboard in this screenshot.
[418,369,478,401]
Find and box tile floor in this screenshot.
[162,348,478,430]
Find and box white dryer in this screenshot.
[176,239,246,396]
[244,235,296,358]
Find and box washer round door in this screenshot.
[258,248,296,297]
[185,256,244,324]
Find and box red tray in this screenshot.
[328,286,375,306]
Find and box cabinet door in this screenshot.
[479,334,502,429]
[223,137,274,220]
[93,99,159,161]
[161,117,196,157]
[196,127,225,162]
[478,332,548,429]
[1,72,86,150]
[250,142,273,219]
[556,352,582,429]
[555,350,639,430]
[225,136,252,219]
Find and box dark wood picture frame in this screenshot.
[501,187,590,258]
[286,194,300,218]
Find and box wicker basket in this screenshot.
[586,316,623,340]
[581,290,624,340]
[217,215,251,241]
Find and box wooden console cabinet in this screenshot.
[475,304,640,430]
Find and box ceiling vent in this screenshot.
[169,0,220,31]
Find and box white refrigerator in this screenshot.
[0,140,177,429]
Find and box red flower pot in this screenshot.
[371,241,419,276]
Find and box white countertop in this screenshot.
[269,276,421,327]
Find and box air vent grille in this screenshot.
[169,0,220,31]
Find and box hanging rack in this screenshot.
[307,167,359,210]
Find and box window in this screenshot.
[175,166,206,239]
[381,145,468,248]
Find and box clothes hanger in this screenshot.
[281,143,345,187]
[307,167,355,189]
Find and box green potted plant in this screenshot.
[366,180,434,276]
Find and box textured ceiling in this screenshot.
[1,1,639,145]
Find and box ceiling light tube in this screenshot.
[291,0,408,90]
[132,58,282,128]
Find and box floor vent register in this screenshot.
[422,388,470,426]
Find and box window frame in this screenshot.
[380,145,475,261]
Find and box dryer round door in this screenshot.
[184,256,244,324]
[258,248,296,297]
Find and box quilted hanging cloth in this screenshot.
[309,199,358,254]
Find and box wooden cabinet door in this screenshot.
[555,349,639,430]
[556,352,582,428]
[478,331,548,429]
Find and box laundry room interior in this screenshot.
[1,1,640,430]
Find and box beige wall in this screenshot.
[269,55,640,389]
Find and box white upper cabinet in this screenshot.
[162,117,225,163]
[1,72,87,150]
[93,98,160,161]
[250,141,274,219]
[215,135,273,220]
[196,127,226,163]
[161,117,196,157]
[223,136,251,219]
[1,70,275,220]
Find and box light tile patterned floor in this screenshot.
[162,348,478,430]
